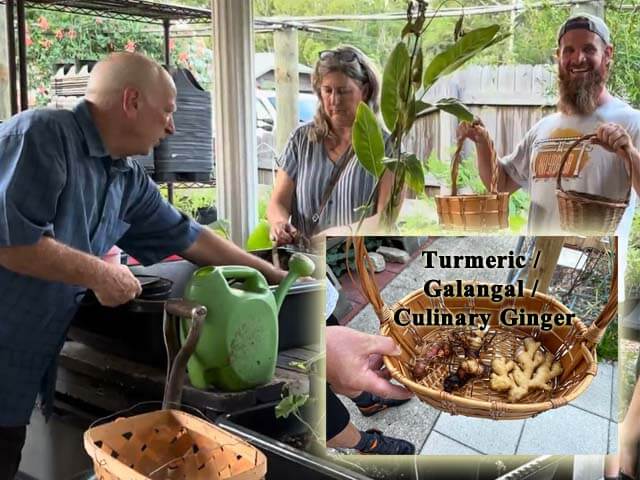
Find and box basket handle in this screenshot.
[452,119,499,196]
[581,240,618,347]
[349,237,387,324]
[556,134,633,203]
[162,299,207,410]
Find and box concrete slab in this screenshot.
[612,363,620,422]
[421,431,484,455]
[517,405,610,454]
[570,362,614,419]
[338,395,440,454]
[609,420,618,453]
[432,412,524,454]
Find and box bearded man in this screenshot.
[458,13,640,235]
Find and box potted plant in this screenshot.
[352,0,509,229]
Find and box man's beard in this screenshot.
[557,64,608,115]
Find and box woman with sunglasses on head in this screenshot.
[267,45,414,455]
[267,45,400,246]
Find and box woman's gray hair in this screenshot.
[308,45,380,143]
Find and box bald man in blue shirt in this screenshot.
[0,52,285,478]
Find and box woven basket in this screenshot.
[435,130,509,231]
[352,237,617,420]
[84,409,266,480]
[556,134,631,235]
[83,300,267,479]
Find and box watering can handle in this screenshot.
[210,265,269,292]
[162,299,207,410]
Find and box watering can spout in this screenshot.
[273,253,316,311]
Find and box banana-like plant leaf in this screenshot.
[412,47,423,88]
[435,98,474,122]
[383,156,399,173]
[405,97,417,132]
[423,25,502,91]
[352,102,385,178]
[416,100,433,115]
[405,154,425,194]
[381,42,410,131]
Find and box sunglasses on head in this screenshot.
[318,50,360,63]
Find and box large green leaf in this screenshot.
[435,98,474,122]
[381,42,410,132]
[423,25,502,90]
[404,154,425,194]
[352,102,385,178]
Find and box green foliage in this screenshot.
[25,9,212,106]
[422,25,504,89]
[427,151,485,194]
[275,393,309,419]
[381,41,411,131]
[352,1,508,230]
[170,190,215,218]
[606,7,640,108]
[626,244,640,299]
[511,2,568,65]
[352,103,386,178]
[596,318,618,362]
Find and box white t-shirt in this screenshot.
[501,96,640,236]
[501,96,640,301]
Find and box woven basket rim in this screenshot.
[435,192,510,201]
[557,188,629,208]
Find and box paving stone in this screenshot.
[432,412,523,454]
[517,405,609,454]
[571,362,613,419]
[609,421,618,454]
[421,431,483,455]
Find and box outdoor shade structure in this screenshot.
[2,0,263,244]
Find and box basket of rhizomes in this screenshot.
[351,237,617,420]
[556,134,632,235]
[435,130,509,231]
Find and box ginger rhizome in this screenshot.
[489,337,563,402]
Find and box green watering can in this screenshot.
[180,253,315,391]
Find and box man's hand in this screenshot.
[456,119,489,144]
[326,326,413,400]
[92,263,142,307]
[593,122,635,159]
[270,221,298,246]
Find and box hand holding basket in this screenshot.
[556,134,632,235]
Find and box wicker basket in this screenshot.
[83,300,267,479]
[556,134,631,235]
[84,409,266,480]
[352,237,617,420]
[435,132,509,231]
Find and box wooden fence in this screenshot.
[403,64,557,191]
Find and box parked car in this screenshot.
[259,89,318,124]
[255,89,318,183]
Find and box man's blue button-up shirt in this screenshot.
[0,100,202,426]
